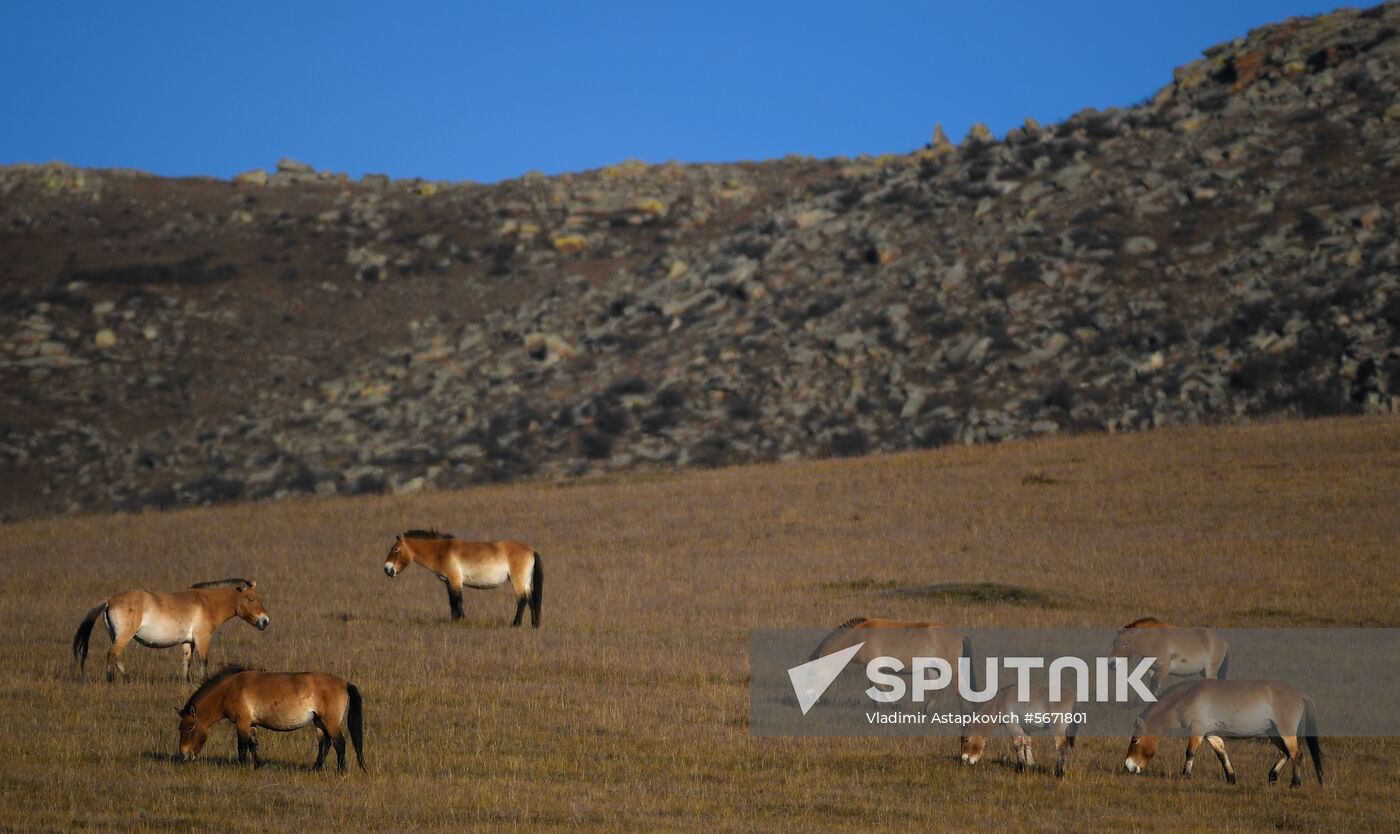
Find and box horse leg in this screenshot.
[1205,735,1236,784]
[235,717,262,768]
[1054,734,1071,778]
[319,713,347,772]
[313,717,330,770]
[180,644,193,682]
[193,629,213,680]
[106,630,134,683]
[445,584,465,622]
[1182,735,1203,777]
[1281,735,1303,788]
[1010,726,1031,772]
[248,731,263,769]
[1266,733,1291,785]
[333,731,348,773]
[512,595,527,627]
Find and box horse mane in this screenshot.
[400,528,455,540]
[182,664,253,713]
[190,578,250,589]
[1123,616,1168,628]
[836,616,868,629]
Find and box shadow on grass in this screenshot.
[334,611,517,629]
[821,579,1070,607]
[141,751,319,772]
[957,753,1065,777]
[883,582,1067,607]
[1231,606,1394,627]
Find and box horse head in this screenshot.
[1123,718,1158,773]
[384,534,414,578]
[234,581,270,630]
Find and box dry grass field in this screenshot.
[1,416,1397,832]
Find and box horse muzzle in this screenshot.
[256,616,270,630]
[1124,758,1143,774]
[384,564,398,578]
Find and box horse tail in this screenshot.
[530,552,543,628]
[72,602,107,672]
[346,682,366,772]
[1302,695,1323,784]
[962,636,978,694]
[1216,648,1230,680]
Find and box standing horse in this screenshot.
[961,680,1080,777]
[1107,617,1229,697]
[72,579,270,682]
[176,665,366,772]
[382,530,543,627]
[804,618,977,712]
[1124,679,1323,787]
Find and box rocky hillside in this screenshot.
[3,4,1400,520]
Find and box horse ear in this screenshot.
[247,580,256,590]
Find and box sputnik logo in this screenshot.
[788,642,864,715]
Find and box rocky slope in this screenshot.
[3,4,1400,519]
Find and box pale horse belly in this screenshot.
[254,696,317,732]
[133,609,196,649]
[460,560,511,589]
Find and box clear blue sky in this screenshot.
[0,1,1348,183]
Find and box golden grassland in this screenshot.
[0,416,1397,832]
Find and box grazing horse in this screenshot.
[177,665,366,772]
[72,579,270,682]
[961,680,1079,777]
[1124,679,1323,787]
[1107,617,1229,697]
[804,618,977,711]
[382,530,543,627]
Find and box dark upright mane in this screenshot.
[190,578,250,589]
[836,616,868,629]
[182,664,253,713]
[1123,616,1167,628]
[400,529,455,540]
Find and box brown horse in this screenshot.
[961,680,1079,777]
[804,618,977,711]
[1108,617,1229,697]
[72,579,270,682]
[1124,679,1323,787]
[177,665,366,772]
[383,530,542,627]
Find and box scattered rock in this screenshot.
[233,169,268,187]
[276,158,315,174]
[1123,236,1158,255]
